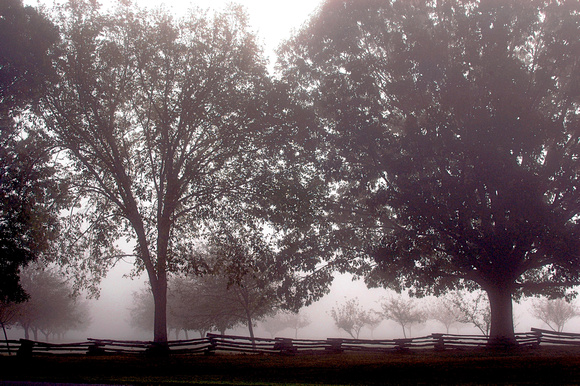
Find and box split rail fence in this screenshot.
[1,328,579,356]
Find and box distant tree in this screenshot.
[449,291,491,336]
[262,311,311,338]
[330,297,372,339]
[42,1,284,344]
[531,297,579,333]
[279,0,580,346]
[0,0,64,304]
[365,310,383,339]
[261,313,291,338]
[284,312,311,339]
[380,296,425,338]
[128,288,154,333]
[11,265,89,340]
[429,298,463,334]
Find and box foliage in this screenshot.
[531,297,579,332]
[278,0,580,343]
[0,0,64,303]
[380,296,425,338]
[41,0,287,343]
[0,0,58,114]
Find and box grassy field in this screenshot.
[2,347,580,385]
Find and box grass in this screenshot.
[2,347,580,385]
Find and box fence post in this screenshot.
[326,338,343,354]
[394,338,410,352]
[17,339,34,357]
[274,338,296,356]
[432,334,445,351]
[87,340,106,356]
[205,335,217,356]
[531,329,542,349]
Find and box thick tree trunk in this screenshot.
[485,286,516,347]
[151,277,168,344]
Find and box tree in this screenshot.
[0,0,58,115]
[449,290,491,336]
[531,297,579,332]
[42,1,280,344]
[0,0,64,303]
[279,0,580,345]
[283,311,311,339]
[429,298,463,334]
[10,264,89,340]
[365,310,383,339]
[330,297,372,339]
[261,311,311,338]
[380,296,425,338]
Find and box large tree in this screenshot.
[279,0,580,344]
[42,1,281,343]
[0,0,64,303]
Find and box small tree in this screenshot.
[261,311,311,338]
[449,291,491,336]
[330,297,371,339]
[531,298,579,333]
[429,298,463,334]
[365,310,383,339]
[380,296,425,338]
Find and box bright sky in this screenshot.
[26,0,324,65]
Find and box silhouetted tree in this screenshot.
[531,297,578,332]
[0,0,65,303]
[279,0,580,345]
[42,1,282,343]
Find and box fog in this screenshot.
[5,260,579,343]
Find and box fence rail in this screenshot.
[2,328,579,356]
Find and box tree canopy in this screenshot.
[41,1,289,343]
[279,0,580,344]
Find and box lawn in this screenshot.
[2,347,580,385]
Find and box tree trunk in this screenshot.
[485,286,516,347]
[151,277,168,344]
[246,312,256,350]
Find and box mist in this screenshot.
[5,261,579,343]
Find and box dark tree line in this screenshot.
[1,0,579,346]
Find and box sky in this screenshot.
[25,0,324,69]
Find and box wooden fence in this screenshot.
[1,329,579,356]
